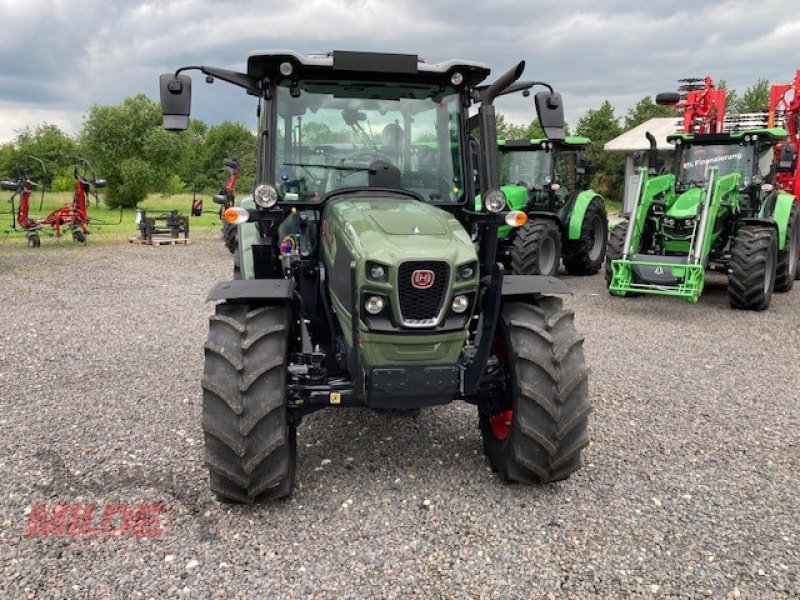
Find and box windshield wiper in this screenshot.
[283,162,377,174]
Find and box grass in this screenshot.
[0,192,223,247]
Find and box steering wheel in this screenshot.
[335,151,396,184]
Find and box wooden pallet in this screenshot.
[129,236,191,246]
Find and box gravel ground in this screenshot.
[0,237,798,599]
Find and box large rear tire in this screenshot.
[201,303,295,503]
[775,204,799,292]
[563,197,608,275]
[511,220,562,276]
[728,225,777,311]
[479,298,590,484]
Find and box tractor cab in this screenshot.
[498,136,592,212]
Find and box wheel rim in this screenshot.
[489,410,513,440]
[588,215,605,261]
[540,236,557,273]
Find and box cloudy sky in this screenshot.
[1,0,798,141]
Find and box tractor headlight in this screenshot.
[254,184,278,208]
[451,295,469,314]
[364,295,385,315]
[457,262,476,281]
[367,262,388,282]
[279,61,294,76]
[484,189,507,213]
[450,72,464,86]
[684,219,694,228]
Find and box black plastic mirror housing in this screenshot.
[160,74,192,131]
[535,91,565,141]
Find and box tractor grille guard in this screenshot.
[397,260,450,327]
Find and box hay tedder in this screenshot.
[606,77,799,310]
[45,158,107,243]
[2,157,47,247]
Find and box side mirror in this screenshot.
[656,92,681,106]
[93,179,107,189]
[1,179,18,191]
[534,91,565,141]
[160,74,192,131]
[777,142,798,173]
[212,194,229,205]
[576,154,593,176]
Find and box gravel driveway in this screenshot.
[0,238,798,598]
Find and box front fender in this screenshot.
[759,191,796,250]
[566,189,603,240]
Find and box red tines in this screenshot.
[769,70,800,196]
[680,76,726,135]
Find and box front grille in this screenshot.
[397,261,450,325]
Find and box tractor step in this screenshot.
[609,256,704,302]
[129,236,191,246]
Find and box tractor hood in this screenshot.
[666,188,703,219]
[322,192,477,267]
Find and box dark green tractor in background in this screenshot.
[481,136,608,276]
[160,50,591,503]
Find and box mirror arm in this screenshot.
[176,65,262,95]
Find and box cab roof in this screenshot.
[247,50,491,87]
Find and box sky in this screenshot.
[1,0,799,142]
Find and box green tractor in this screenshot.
[480,136,608,276]
[606,129,800,309]
[160,51,591,502]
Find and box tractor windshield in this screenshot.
[274,81,464,203]
[500,149,551,190]
[677,143,754,187]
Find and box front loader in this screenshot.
[606,119,798,310]
[160,50,591,503]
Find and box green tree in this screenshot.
[576,100,624,201]
[716,79,739,113]
[80,94,162,207]
[735,78,770,113]
[624,96,675,130]
[202,121,256,192]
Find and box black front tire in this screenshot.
[27,234,41,248]
[511,220,562,276]
[222,222,237,254]
[479,298,591,484]
[604,221,627,288]
[233,248,242,280]
[728,225,777,311]
[563,197,608,275]
[201,303,296,503]
[775,204,799,292]
[72,230,86,244]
